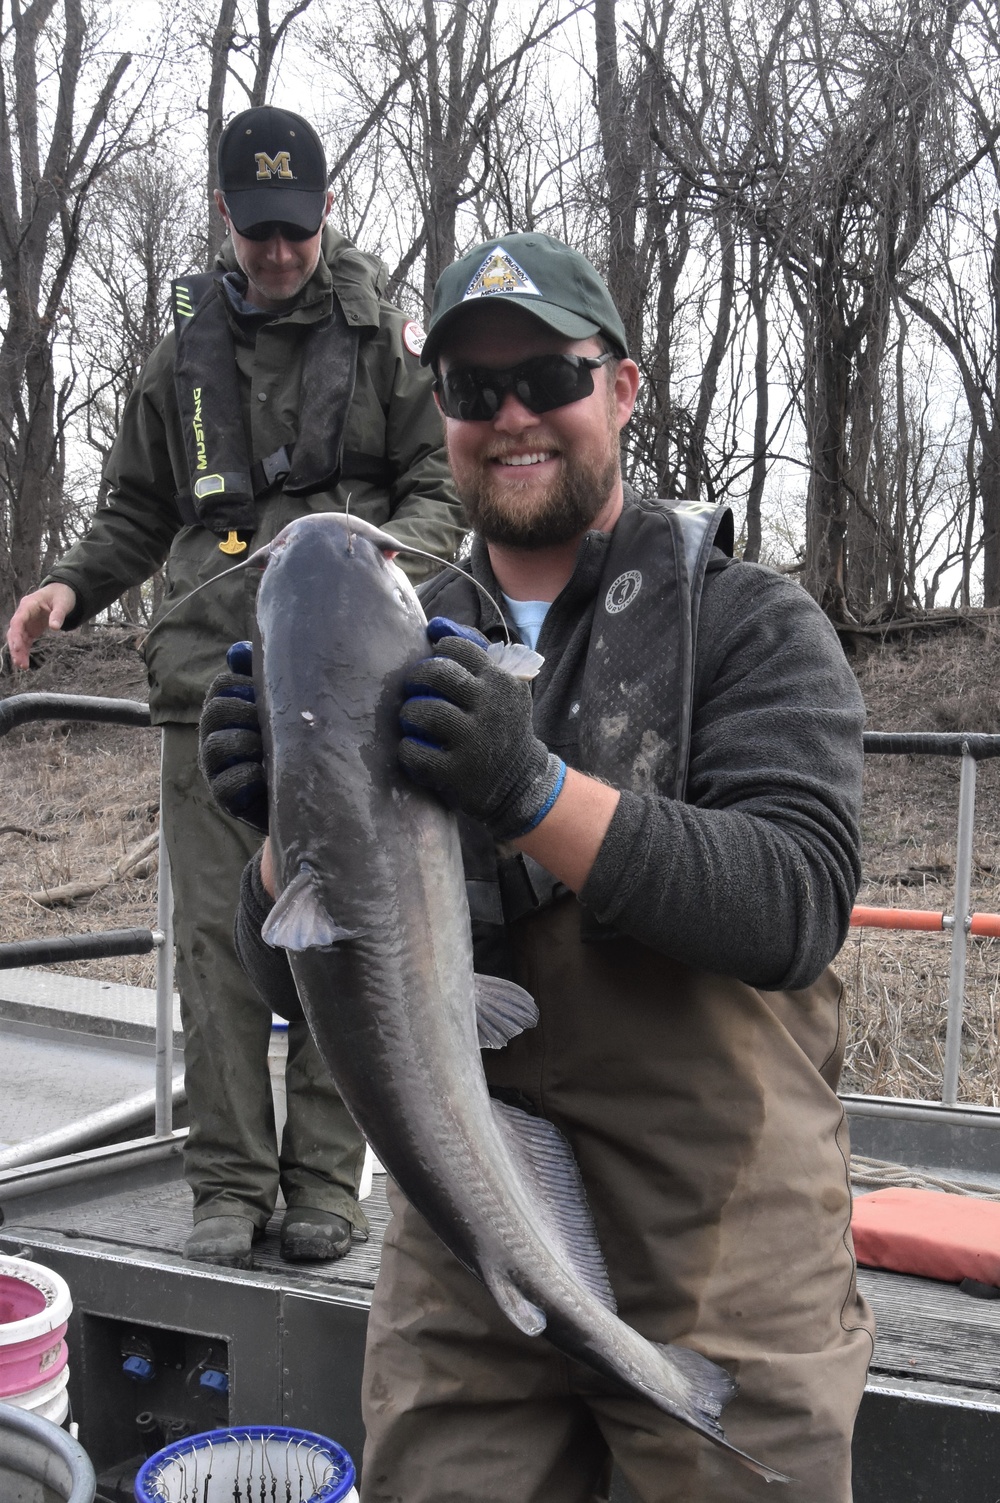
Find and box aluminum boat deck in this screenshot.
[2,975,999,1501]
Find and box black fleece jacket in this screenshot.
[418,523,864,992]
[237,513,865,1004]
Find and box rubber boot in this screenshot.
[184,1215,259,1269]
[280,1207,353,1262]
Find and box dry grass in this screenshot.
[4,615,1000,1104]
[0,627,161,988]
[844,615,1000,1105]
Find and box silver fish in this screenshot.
[254,512,785,1484]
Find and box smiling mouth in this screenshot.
[492,452,555,467]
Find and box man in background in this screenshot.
[6,106,463,1271]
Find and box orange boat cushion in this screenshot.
[852,1187,1000,1286]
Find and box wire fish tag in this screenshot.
[486,642,544,681]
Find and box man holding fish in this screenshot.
[211,234,873,1498]
[5,107,464,1272]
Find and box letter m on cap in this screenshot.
[255,151,293,180]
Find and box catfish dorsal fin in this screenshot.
[490,1099,617,1314]
[263,864,365,951]
[474,975,538,1048]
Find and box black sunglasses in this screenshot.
[435,353,613,422]
[237,220,319,243]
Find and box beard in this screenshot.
[454,441,621,550]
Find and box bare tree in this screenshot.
[200,0,318,263]
[896,0,1000,605]
[58,152,204,622]
[313,0,572,314]
[0,0,159,615]
[640,0,972,616]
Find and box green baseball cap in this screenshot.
[421,233,629,366]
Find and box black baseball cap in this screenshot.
[422,232,629,366]
[218,106,327,234]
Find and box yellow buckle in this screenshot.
[219,530,248,555]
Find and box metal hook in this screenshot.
[203,1435,215,1503]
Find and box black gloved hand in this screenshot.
[398,619,565,840]
[198,641,268,833]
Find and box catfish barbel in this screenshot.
[253,511,785,1484]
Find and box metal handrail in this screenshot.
[2,707,996,1145]
[859,731,1000,1106]
[0,691,176,1145]
[0,690,150,735]
[0,928,160,969]
[863,731,1000,759]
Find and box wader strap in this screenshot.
[466,855,567,926]
[670,500,733,794]
[498,854,567,920]
[579,498,733,802]
[466,881,504,926]
[459,499,732,962]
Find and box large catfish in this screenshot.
[254,512,784,1484]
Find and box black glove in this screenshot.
[234,850,304,1021]
[198,641,268,833]
[398,620,565,840]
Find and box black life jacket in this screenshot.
[170,272,360,537]
[418,498,734,973]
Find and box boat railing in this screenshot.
[0,692,178,1171]
[853,731,1000,1111]
[3,705,1000,1177]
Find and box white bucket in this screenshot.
[268,1018,288,1141]
[4,1364,70,1427]
[0,1256,72,1401]
[359,1144,386,1201]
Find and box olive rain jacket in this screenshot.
[46,225,463,724]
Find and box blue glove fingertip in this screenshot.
[399,691,447,743]
[218,683,256,705]
[426,616,489,649]
[227,640,253,675]
[401,683,450,708]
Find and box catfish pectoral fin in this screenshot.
[486,641,545,680]
[475,974,539,1048]
[262,864,366,951]
[483,1270,547,1337]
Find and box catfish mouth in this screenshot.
[266,512,405,564]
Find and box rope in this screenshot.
[850,1154,1000,1200]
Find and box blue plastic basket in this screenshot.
[134,1425,356,1503]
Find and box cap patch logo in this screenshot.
[605,570,642,614]
[463,248,541,301]
[255,150,294,180]
[402,320,427,357]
